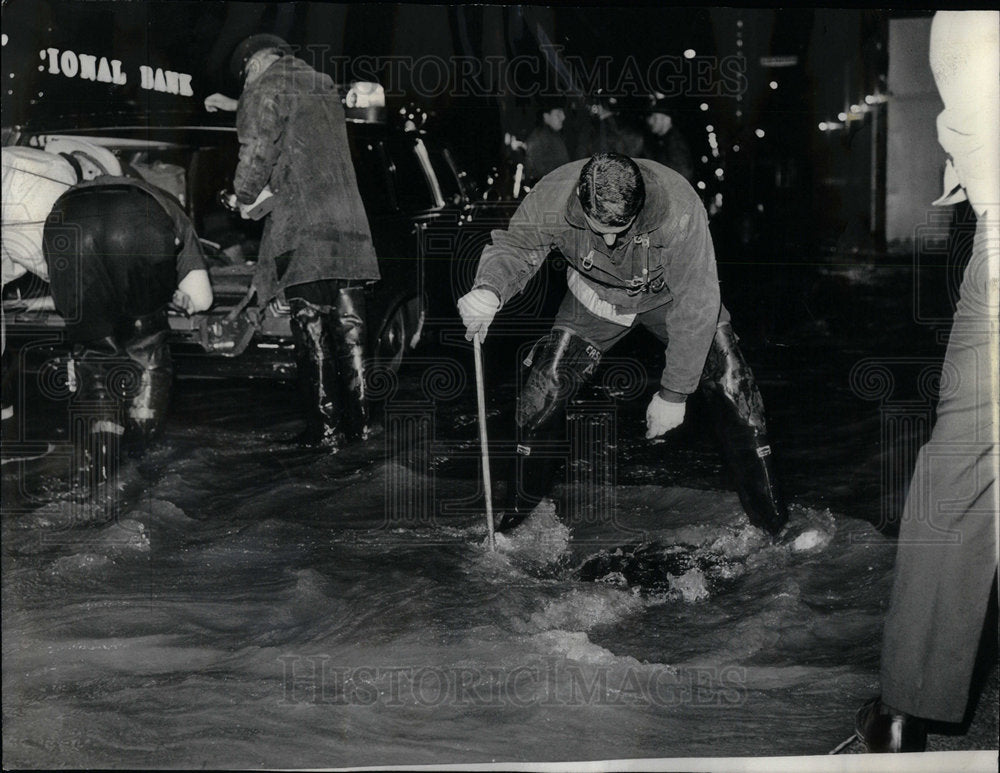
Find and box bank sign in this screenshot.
[38,47,195,97]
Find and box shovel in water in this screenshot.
[473,335,497,551]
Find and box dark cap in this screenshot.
[647,91,675,116]
[229,34,292,81]
[590,88,620,111]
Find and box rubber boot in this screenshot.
[121,309,173,458]
[289,298,344,450]
[70,337,126,492]
[499,328,603,532]
[330,286,371,443]
[699,322,788,537]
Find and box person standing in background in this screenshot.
[575,91,644,160]
[524,102,570,186]
[642,95,695,183]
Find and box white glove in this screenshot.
[239,186,274,220]
[645,393,686,439]
[457,287,501,342]
[204,92,239,113]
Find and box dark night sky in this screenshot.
[2,3,883,126]
[2,2,907,252]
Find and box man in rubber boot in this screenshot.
[457,153,787,537]
[44,177,213,490]
[855,11,998,754]
[208,34,380,450]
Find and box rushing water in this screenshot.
[3,261,997,768]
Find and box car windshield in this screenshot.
[385,134,439,212]
[427,147,463,206]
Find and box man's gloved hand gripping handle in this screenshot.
[457,287,501,342]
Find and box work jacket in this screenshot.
[235,55,379,304]
[475,158,723,396]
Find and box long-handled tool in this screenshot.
[473,335,497,551]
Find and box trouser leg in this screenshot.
[880,219,999,723]
[289,297,343,449]
[330,285,371,442]
[1,314,13,423]
[500,327,603,531]
[121,308,173,458]
[699,321,789,536]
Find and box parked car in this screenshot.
[2,86,516,382]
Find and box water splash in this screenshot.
[492,500,572,569]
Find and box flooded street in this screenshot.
[3,259,997,768]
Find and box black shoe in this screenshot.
[855,697,927,753]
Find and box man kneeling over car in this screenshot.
[44,175,212,489]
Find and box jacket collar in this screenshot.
[562,162,670,236]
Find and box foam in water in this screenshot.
[529,630,645,667]
[789,528,829,553]
[98,518,151,553]
[664,567,711,602]
[46,552,113,578]
[490,500,571,567]
[526,587,646,633]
